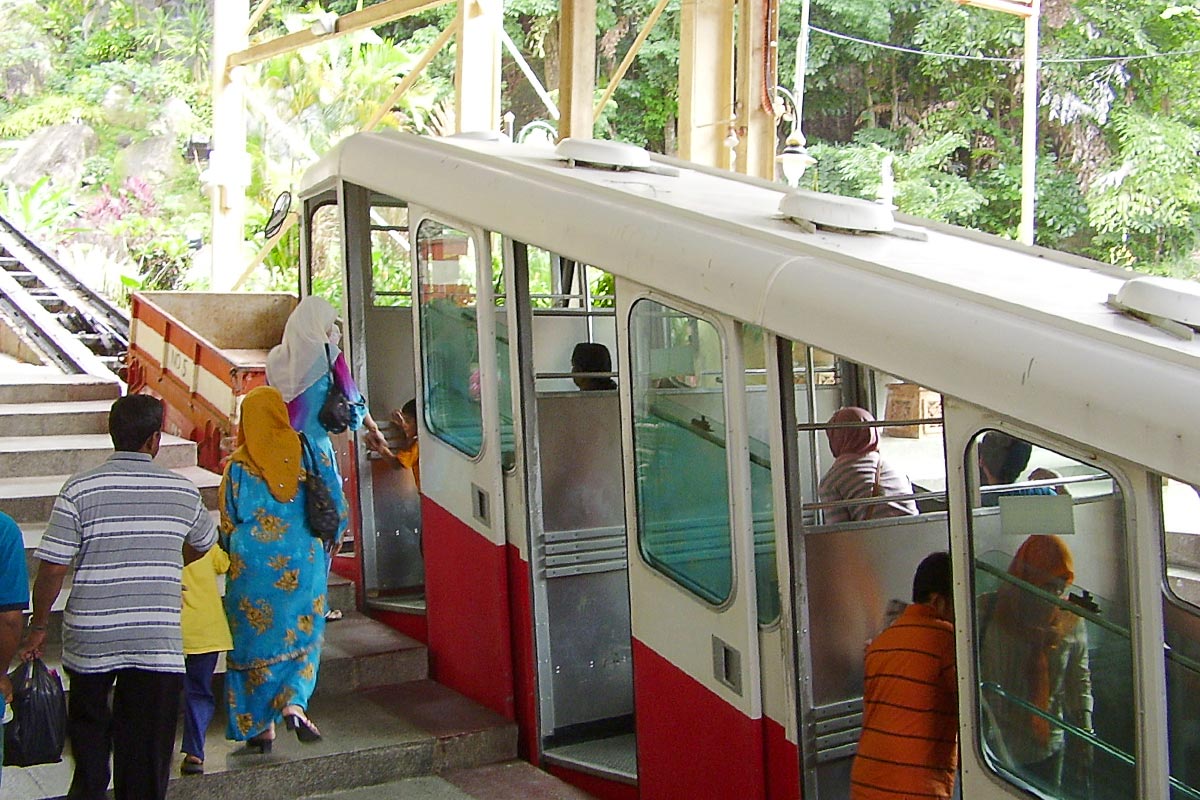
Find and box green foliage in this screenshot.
[0,96,99,137]
[0,177,76,236]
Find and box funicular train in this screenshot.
[295,130,1200,800]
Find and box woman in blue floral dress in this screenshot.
[219,386,336,748]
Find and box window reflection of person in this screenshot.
[979,534,1093,794]
[571,343,617,391]
[978,432,1057,507]
[818,407,918,524]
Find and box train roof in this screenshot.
[302,132,1200,482]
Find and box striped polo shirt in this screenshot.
[850,603,958,800]
[35,452,217,674]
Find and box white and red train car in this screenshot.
[296,131,1200,800]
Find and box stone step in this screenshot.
[0,465,222,523]
[4,680,515,800]
[297,761,597,799]
[0,373,120,404]
[0,432,199,478]
[0,399,112,436]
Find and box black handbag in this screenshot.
[299,433,341,548]
[4,658,66,767]
[317,343,353,434]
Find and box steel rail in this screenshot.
[0,214,129,378]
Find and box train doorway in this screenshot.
[507,243,637,785]
[333,186,425,609]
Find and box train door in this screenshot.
[334,184,424,610]
[781,337,952,799]
[620,288,766,799]
[409,208,515,712]
[503,243,635,782]
[943,400,1161,799]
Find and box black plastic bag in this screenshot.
[4,659,67,767]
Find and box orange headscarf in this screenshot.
[992,534,1076,745]
[225,386,302,503]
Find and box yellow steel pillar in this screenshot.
[210,0,250,290]
[734,0,778,178]
[678,0,734,168]
[558,0,596,140]
[455,0,503,132]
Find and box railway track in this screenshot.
[0,213,128,378]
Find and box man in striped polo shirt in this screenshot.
[850,552,958,800]
[20,394,216,800]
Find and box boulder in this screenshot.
[0,9,53,102]
[0,124,99,191]
[101,85,150,129]
[115,135,184,186]
[153,97,199,139]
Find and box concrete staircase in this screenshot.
[0,369,583,800]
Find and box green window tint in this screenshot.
[744,326,779,625]
[310,202,345,311]
[417,220,483,457]
[1160,478,1200,799]
[968,430,1134,798]
[370,203,411,307]
[631,299,731,605]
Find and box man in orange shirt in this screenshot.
[851,552,958,800]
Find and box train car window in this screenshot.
[1159,477,1200,798]
[416,220,483,457]
[309,202,344,311]
[630,299,732,605]
[369,202,411,308]
[744,326,779,625]
[968,431,1135,798]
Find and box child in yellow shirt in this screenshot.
[180,544,233,775]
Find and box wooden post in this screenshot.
[456,0,502,133]
[734,0,778,178]
[210,0,250,290]
[678,0,735,167]
[558,0,596,140]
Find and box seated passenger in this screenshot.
[818,407,918,524]
[571,342,617,391]
[978,431,1057,507]
[978,534,1093,794]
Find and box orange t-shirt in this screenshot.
[850,603,958,800]
[396,440,420,492]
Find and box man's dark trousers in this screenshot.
[65,668,184,800]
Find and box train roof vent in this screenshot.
[556,138,652,170]
[1108,276,1200,340]
[779,190,894,234]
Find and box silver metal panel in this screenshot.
[546,570,634,728]
[367,455,424,591]
[536,393,625,532]
[804,514,951,707]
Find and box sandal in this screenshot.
[325,609,343,621]
[180,754,204,775]
[283,707,322,743]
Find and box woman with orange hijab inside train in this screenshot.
[979,534,1093,793]
[818,406,919,524]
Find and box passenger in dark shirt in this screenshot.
[571,342,617,391]
[978,432,1056,507]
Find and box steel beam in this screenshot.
[679,0,735,168]
[558,0,597,140]
[456,0,503,132]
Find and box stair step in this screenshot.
[1,465,221,523]
[0,399,112,436]
[0,374,120,404]
[2,680,515,800]
[0,432,200,478]
[298,761,597,799]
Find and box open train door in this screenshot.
[619,287,766,799]
[408,208,514,714]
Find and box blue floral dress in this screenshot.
[219,460,342,740]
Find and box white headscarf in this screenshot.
[266,296,342,402]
